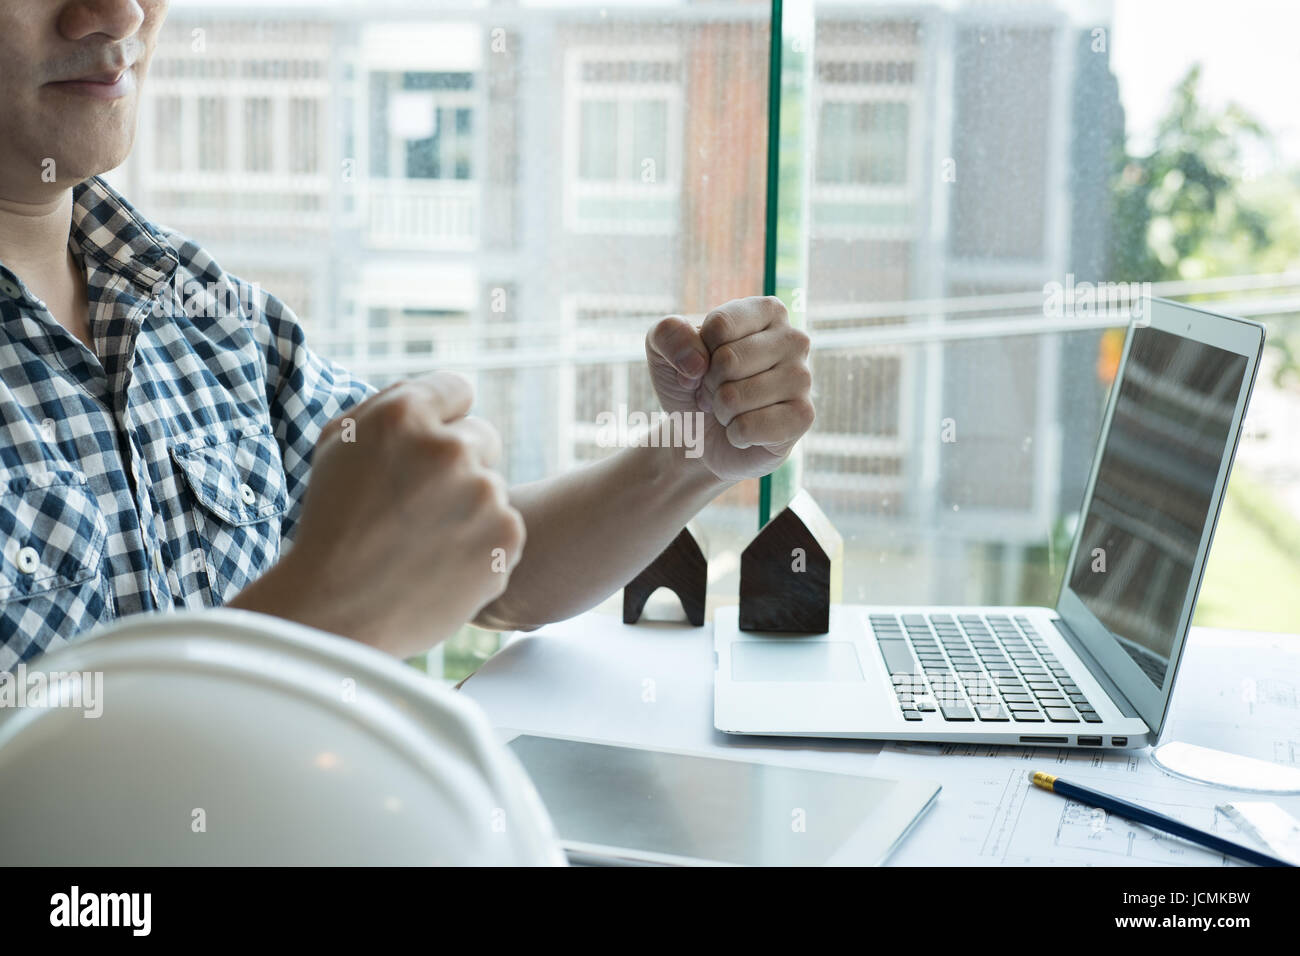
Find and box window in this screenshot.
[810,38,919,239]
[816,102,908,185]
[565,48,682,234]
[363,67,480,251]
[196,97,228,171]
[244,97,273,172]
[127,25,331,240]
[289,98,320,174]
[369,72,475,180]
[114,3,1300,681]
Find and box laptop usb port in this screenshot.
[1077,735,1102,746]
[1112,736,1128,747]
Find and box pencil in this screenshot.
[1029,771,1294,867]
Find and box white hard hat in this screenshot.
[0,608,564,866]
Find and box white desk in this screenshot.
[460,611,1300,865]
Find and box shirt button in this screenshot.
[0,278,21,299]
[239,483,257,506]
[153,547,165,574]
[16,546,39,574]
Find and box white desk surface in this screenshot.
[460,611,1300,865]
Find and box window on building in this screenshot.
[370,71,475,181]
[196,97,228,172]
[244,97,273,172]
[289,98,321,174]
[566,50,681,234]
[810,43,918,239]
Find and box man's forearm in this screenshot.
[475,422,734,631]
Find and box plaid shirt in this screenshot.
[0,177,373,671]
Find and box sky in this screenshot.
[1111,0,1300,168]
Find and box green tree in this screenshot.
[1111,64,1270,283]
[1111,64,1300,386]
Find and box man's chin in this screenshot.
[25,137,135,191]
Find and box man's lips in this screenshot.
[72,69,128,84]
[45,67,137,100]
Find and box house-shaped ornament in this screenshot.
[739,490,842,633]
[623,526,707,626]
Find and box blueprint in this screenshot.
[873,630,1300,866]
[1158,630,1300,768]
[875,741,1300,866]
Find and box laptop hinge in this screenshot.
[1052,618,1140,719]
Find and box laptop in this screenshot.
[714,298,1265,749]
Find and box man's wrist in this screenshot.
[228,548,323,632]
[644,414,730,497]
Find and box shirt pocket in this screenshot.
[0,468,114,669]
[170,423,289,604]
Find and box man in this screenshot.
[0,0,814,669]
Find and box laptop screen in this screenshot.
[1066,325,1248,690]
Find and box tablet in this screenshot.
[505,732,939,866]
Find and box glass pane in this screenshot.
[784,2,1300,631]
[579,100,618,180]
[816,101,907,184]
[196,96,227,171]
[289,98,319,174]
[629,99,668,182]
[244,97,272,172]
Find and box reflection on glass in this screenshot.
[1068,327,1247,687]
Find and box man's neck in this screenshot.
[0,188,95,352]
[0,188,76,284]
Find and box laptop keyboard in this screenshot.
[871,613,1101,724]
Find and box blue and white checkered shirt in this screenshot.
[0,177,373,671]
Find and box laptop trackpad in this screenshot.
[732,641,864,682]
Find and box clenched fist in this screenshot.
[646,295,814,481]
[240,372,525,657]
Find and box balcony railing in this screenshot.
[364,178,480,251]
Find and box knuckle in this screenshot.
[469,471,501,508]
[763,295,788,319]
[417,428,467,467]
[793,362,813,391]
[794,397,816,429]
[788,327,812,354]
[498,507,526,553]
[715,381,742,416]
[376,392,421,431]
[384,392,450,444]
[703,309,735,342]
[713,342,739,377]
[432,370,474,403]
